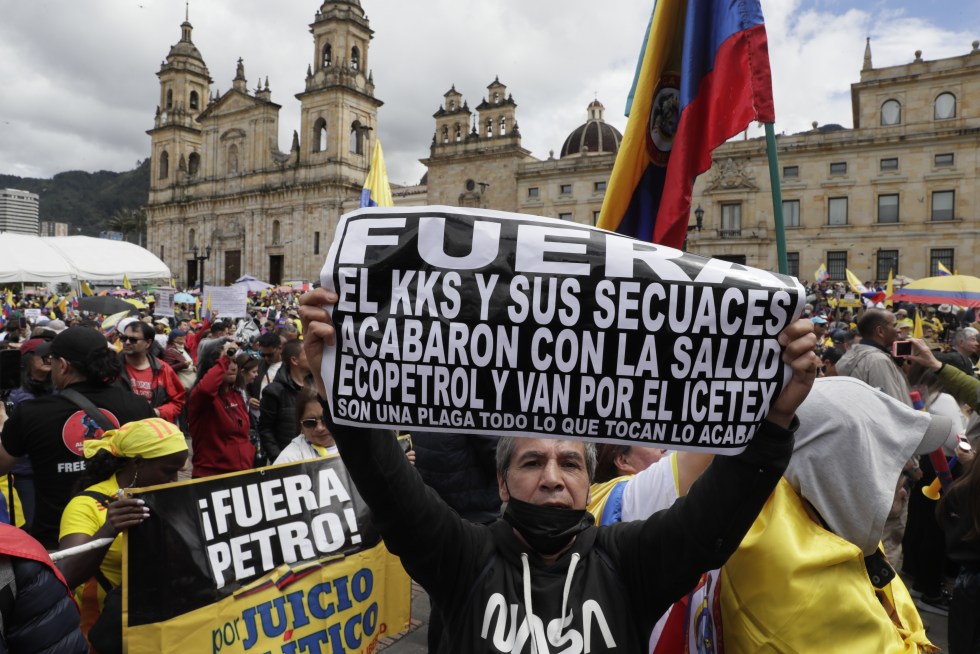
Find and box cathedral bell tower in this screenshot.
[296,0,383,181]
[147,15,212,196]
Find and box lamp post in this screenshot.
[684,204,704,251]
[192,245,211,291]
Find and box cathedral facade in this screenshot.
[146,0,381,286]
[146,1,977,287]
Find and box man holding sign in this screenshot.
[300,280,818,653]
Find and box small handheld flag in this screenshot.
[845,269,868,294]
[937,261,952,276]
[81,281,95,297]
[123,274,132,290]
[814,263,829,284]
[360,140,394,208]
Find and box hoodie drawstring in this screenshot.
[520,551,581,654]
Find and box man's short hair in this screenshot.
[821,347,844,365]
[856,308,892,339]
[257,332,281,348]
[495,436,598,484]
[125,321,155,341]
[281,340,303,367]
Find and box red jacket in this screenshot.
[118,353,186,423]
[184,318,211,364]
[187,354,253,477]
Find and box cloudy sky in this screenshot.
[1,0,977,186]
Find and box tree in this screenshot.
[107,208,147,246]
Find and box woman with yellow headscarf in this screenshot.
[57,417,188,641]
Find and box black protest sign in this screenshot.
[319,207,804,454]
[125,457,380,626]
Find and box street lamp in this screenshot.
[192,245,211,291]
[684,204,704,251]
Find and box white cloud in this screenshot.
[0,0,975,183]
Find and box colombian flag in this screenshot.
[937,261,952,276]
[360,140,394,208]
[598,0,775,249]
[814,263,829,284]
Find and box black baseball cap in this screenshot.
[41,327,109,364]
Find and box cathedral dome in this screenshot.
[560,100,622,158]
[167,21,205,63]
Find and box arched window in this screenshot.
[272,220,281,245]
[166,89,173,109]
[485,118,493,138]
[349,121,363,154]
[880,99,901,126]
[228,144,239,174]
[454,124,462,142]
[188,152,200,176]
[159,150,169,179]
[499,116,507,136]
[441,126,449,144]
[188,228,196,250]
[322,43,332,68]
[313,117,328,153]
[189,90,199,110]
[935,92,956,120]
[351,46,360,71]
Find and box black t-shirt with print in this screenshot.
[1,381,153,549]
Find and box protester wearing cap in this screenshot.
[58,418,188,647]
[0,327,153,549]
[5,338,55,532]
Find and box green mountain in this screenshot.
[0,159,150,236]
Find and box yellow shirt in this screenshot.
[60,475,123,606]
[719,479,934,653]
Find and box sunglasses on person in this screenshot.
[300,417,327,429]
[121,336,146,344]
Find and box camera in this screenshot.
[226,348,238,358]
[891,340,913,358]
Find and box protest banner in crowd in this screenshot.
[320,206,805,454]
[204,285,249,318]
[154,287,175,317]
[123,457,411,653]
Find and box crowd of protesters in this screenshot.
[0,278,977,651]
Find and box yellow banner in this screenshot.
[124,543,410,654]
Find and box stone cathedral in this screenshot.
[144,0,622,286]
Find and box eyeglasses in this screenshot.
[300,417,327,429]
[121,336,146,344]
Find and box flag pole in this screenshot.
[764,123,788,275]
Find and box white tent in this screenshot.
[0,233,171,284]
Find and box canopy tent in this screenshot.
[0,234,171,284]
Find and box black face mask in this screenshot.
[503,496,594,555]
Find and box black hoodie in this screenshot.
[327,406,794,653]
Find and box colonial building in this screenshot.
[146,0,977,287]
[146,0,381,286]
[687,40,980,283]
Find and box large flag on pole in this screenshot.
[360,139,394,208]
[598,0,775,249]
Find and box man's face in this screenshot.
[813,322,826,337]
[498,438,591,510]
[293,347,310,373]
[959,334,979,357]
[123,327,150,357]
[259,344,281,364]
[876,313,900,347]
[178,320,190,331]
